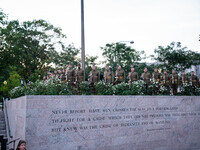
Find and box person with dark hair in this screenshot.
[76,64,84,83]
[180,71,189,86]
[161,70,170,95]
[115,65,125,84]
[190,71,199,90]
[67,63,75,86]
[16,140,26,150]
[128,67,138,83]
[152,68,161,95]
[170,69,179,95]
[104,66,114,84]
[88,65,100,94]
[141,68,151,89]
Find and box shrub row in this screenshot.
[9,79,200,98]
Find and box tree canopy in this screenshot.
[0,9,79,84]
[151,42,200,72]
[101,42,144,73]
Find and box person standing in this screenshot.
[128,67,138,83]
[76,64,84,83]
[66,63,75,86]
[141,68,151,89]
[88,65,100,94]
[170,69,179,95]
[161,70,170,95]
[115,65,125,84]
[104,66,114,84]
[152,68,161,82]
[180,71,189,86]
[16,140,26,150]
[190,71,199,87]
[152,68,161,94]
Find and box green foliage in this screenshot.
[0,71,21,99]
[129,80,145,95]
[28,70,42,82]
[9,86,25,98]
[152,42,200,71]
[0,9,79,83]
[7,71,21,90]
[85,55,99,80]
[78,81,91,95]
[9,78,200,98]
[159,86,169,95]
[94,81,113,95]
[134,63,154,77]
[0,8,7,26]
[180,83,200,96]
[101,42,144,74]
[54,44,80,68]
[10,79,75,98]
[113,83,130,95]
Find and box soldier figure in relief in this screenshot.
[88,65,100,94]
[67,63,75,86]
[170,69,179,95]
[141,68,151,89]
[76,64,84,83]
[190,71,199,88]
[152,68,161,94]
[180,71,189,86]
[128,67,138,83]
[161,70,170,95]
[115,65,125,84]
[104,66,114,84]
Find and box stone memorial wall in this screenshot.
[5,96,200,150]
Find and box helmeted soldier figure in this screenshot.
[128,67,138,83]
[88,65,100,94]
[76,64,84,83]
[66,64,75,85]
[190,71,199,87]
[161,70,170,95]
[104,66,114,84]
[115,65,125,84]
[180,71,189,86]
[152,68,161,94]
[141,68,151,89]
[152,68,161,82]
[170,69,179,95]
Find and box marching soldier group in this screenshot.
[43,64,200,95]
[43,63,84,85]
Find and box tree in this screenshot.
[0,69,21,99]
[0,9,79,83]
[0,19,65,79]
[85,55,99,80]
[53,44,80,68]
[152,42,200,72]
[134,62,155,76]
[101,42,144,73]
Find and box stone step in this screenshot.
[0,120,5,123]
[0,111,8,150]
[0,126,6,130]
[0,130,6,135]
[0,134,7,139]
[0,116,5,120]
[0,122,5,126]
[0,146,9,150]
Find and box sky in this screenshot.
[1,0,200,62]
